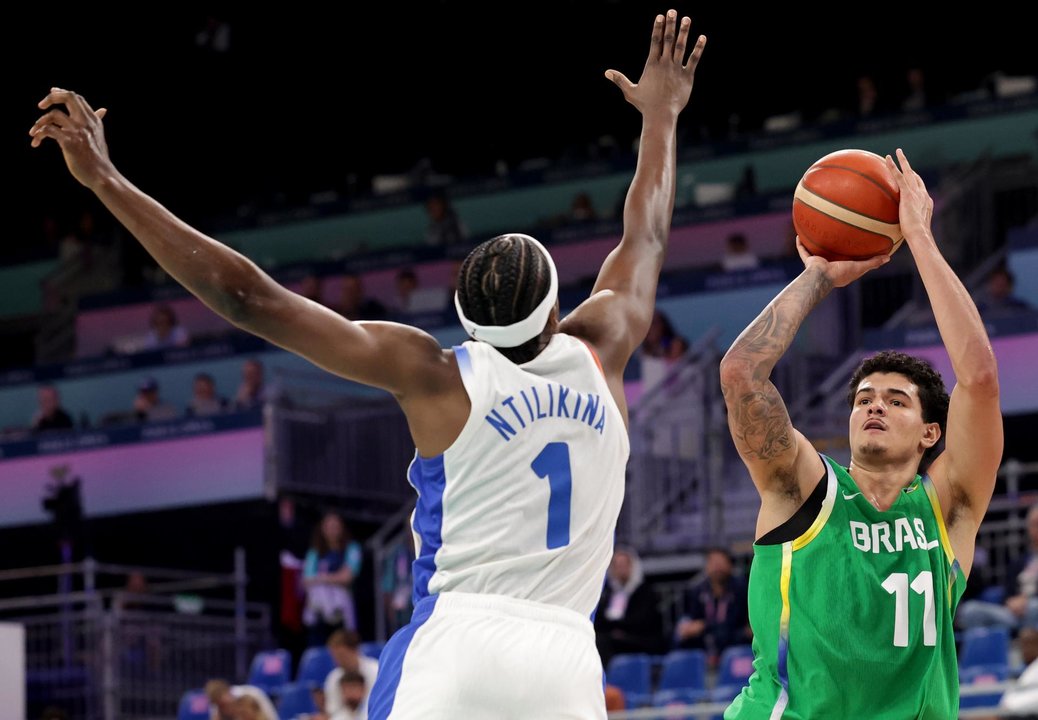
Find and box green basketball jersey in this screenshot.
[725,455,967,719]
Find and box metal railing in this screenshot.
[265,369,416,522]
[0,551,272,720]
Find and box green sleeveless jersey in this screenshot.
[726,455,967,719]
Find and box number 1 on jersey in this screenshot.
[531,442,572,549]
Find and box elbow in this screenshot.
[958,364,1000,395]
[719,354,754,393]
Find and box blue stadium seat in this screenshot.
[959,665,1007,710]
[606,653,653,709]
[277,681,319,719]
[296,645,336,687]
[710,644,755,702]
[177,688,210,720]
[360,641,386,661]
[959,627,1010,673]
[248,648,292,697]
[979,585,1007,605]
[653,649,708,705]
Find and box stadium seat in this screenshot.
[959,665,1007,710]
[606,653,653,709]
[248,648,292,697]
[653,649,708,705]
[277,681,319,719]
[959,626,1010,673]
[296,645,336,687]
[177,689,210,720]
[978,585,1007,605]
[710,644,755,702]
[360,640,386,661]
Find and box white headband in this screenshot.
[454,234,559,348]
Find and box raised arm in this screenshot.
[719,244,887,507]
[29,89,450,398]
[886,149,1002,529]
[560,10,706,376]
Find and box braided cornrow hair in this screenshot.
[456,234,554,364]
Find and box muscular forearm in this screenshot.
[909,231,998,386]
[621,114,679,265]
[92,170,271,326]
[720,266,833,383]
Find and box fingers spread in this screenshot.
[38,87,93,122]
[605,69,634,95]
[685,34,707,71]
[795,236,813,262]
[663,9,677,59]
[885,154,905,186]
[649,14,664,59]
[29,123,69,148]
[895,148,913,175]
[674,16,690,61]
[96,108,108,120]
[29,109,71,135]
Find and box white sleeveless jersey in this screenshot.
[407,333,630,617]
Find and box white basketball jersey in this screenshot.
[407,333,629,617]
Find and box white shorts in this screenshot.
[368,591,606,720]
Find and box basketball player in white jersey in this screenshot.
[31,10,706,717]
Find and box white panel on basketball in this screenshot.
[794,181,903,249]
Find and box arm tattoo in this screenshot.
[721,267,833,463]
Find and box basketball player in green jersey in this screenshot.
[719,148,1002,719]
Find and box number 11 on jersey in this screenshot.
[531,442,573,549]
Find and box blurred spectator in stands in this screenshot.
[424,192,468,247]
[998,627,1038,714]
[959,504,1038,631]
[594,547,665,667]
[675,548,751,666]
[570,192,598,223]
[304,512,363,645]
[901,67,931,112]
[195,15,231,54]
[390,268,419,315]
[277,495,311,662]
[31,385,74,433]
[381,538,413,636]
[233,359,266,411]
[204,679,277,720]
[59,211,101,264]
[641,310,688,361]
[133,377,178,423]
[975,265,1033,318]
[604,685,626,712]
[233,695,274,720]
[300,273,326,305]
[446,259,463,298]
[187,373,228,417]
[721,233,760,272]
[856,74,882,117]
[338,273,387,321]
[142,304,190,351]
[325,630,378,718]
[735,164,758,200]
[329,670,368,720]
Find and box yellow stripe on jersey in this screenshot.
[791,457,838,551]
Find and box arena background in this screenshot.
[3,3,1037,718]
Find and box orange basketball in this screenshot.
[792,149,903,262]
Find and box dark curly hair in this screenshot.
[456,234,554,364]
[846,350,950,465]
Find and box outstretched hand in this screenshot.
[796,236,888,289]
[29,88,112,190]
[605,9,706,119]
[885,148,934,243]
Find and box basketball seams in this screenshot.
[802,169,899,223]
[811,163,899,203]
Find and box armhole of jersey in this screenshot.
[920,474,960,574]
[754,455,836,549]
[577,338,606,379]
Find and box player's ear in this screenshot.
[920,422,941,449]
